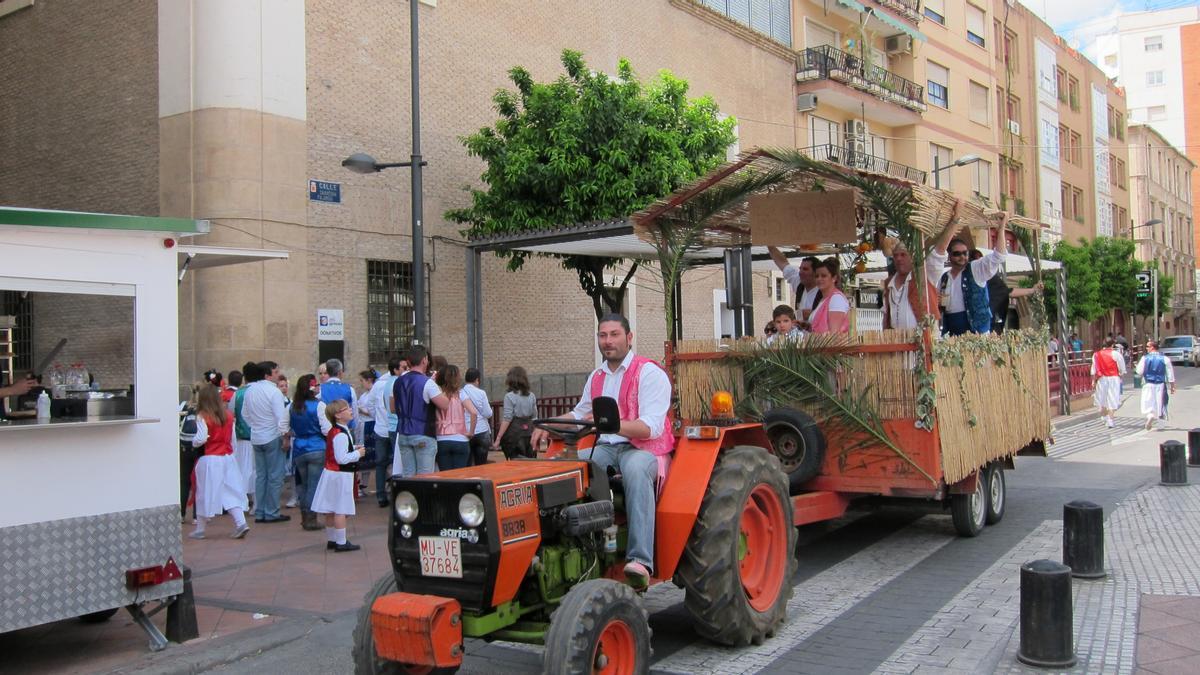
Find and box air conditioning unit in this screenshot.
[1007,119,1021,135]
[797,93,819,112]
[885,35,913,54]
[846,138,868,166]
[844,118,868,140]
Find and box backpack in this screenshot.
[179,407,198,445]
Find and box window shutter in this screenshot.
[969,82,989,124]
[727,0,750,25]
[925,0,945,15]
[749,0,770,36]
[927,62,949,88]
[966,5,985,37]
[769,0,791,46]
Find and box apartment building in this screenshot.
[1127,124,1196,336]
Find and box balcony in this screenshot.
[869,0,922,24]
[796,46,926,121]
[1172,293,1196,311]
[804,143,927,183]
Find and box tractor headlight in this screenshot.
[458,493,485,527]
[394,491,419,523]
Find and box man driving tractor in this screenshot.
[531,313,672,588]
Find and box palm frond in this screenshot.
[734,337,936,485]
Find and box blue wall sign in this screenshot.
[309,179,341,203]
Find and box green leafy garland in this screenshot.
[924,326,1050,429]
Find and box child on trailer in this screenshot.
[766,304,805,344]
[189,382,251,540]
[310,399,364,552]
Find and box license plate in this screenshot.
[418,536,463,578]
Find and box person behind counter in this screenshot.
[0,374,38,418]
[189,382,250,540]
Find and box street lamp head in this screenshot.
[1144,219,1163,227]
[953,154,981,167]
[342,153,381,174]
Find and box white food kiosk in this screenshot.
[0,207,286,649]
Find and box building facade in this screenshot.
[0,0,1141,389]
[1127,124,1196,337]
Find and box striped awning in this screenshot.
[866,7,926,42]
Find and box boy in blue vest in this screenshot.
[928,200,1009,336]
[392,345,448,476]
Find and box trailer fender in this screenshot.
[947,472,980,496]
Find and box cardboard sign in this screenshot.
[749,190,857,246]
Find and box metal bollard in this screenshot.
[1161,440,1188,486]
[1189,429,1200,466]
[166,565,199,643]
[1018,559,1076,668]
[1063,501,1105,579]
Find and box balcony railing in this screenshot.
[870,0,922,23]
[804,143,927,183]
[796,45,926,113]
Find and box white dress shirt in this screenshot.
[462,383,493,435]
[571,351,671,445]
[782,265,821,316]
[927,248,1004,313]
[369,373,395,438]
[242,380,290,444]
[888,254,947,329]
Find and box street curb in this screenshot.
[111,614,336,674]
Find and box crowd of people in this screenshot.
[179,350,542,548]
[1091,337,1176,430]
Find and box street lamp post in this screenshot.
[931,153,981,190]
[343,0,427,345]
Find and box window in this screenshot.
[969,81,989,124]
[1149,105,1167,121]
[1067,75,1080,111]
[931,144,954,188]
[924,0,945,25]
[0,291,32,376]
[1118,206,1128,234]
[809,115,840,153]
[702,0,792,46]
[972,159,992,199]
[1003,30,1018,72]
[1006,94,1021,126]
[1060,183,1071,220]
[1115,157,1127,188]
[1116,111,1125,139]
[1147,70,1164,87]
[1058,125,1069,163]
[1145,35,1163,52]
[966,4,986,47]
[1070,131,1082,165]
[927,61,949,109]
[804,19,837,49]
[1055,68,1068,103]
[367,260,431,363]
[1003,161,1023,200]
[1071,187,1085,223]
[1041,118,1060,163]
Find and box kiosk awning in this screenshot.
[176,245,289,270]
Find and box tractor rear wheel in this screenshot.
[763,408,827,493]
[677,445,796,646]
[543,578,651,675]
[352,573,459,675]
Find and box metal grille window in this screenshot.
[366,260,431,364]
[1,291,33,378]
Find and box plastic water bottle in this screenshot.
[603,525,618,553]
[36,390,50,421]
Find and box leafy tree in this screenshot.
[1090,237,1141,313]
[447,49,737,320]
[1042,239,1103,323]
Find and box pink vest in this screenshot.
[436,395,468,437]
[589,355,674,491]
[810,290,849,334]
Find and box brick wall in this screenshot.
[0,0,158,215]
[31,292,134,390]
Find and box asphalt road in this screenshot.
[205,367,1200,675]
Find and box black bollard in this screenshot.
[1189,429,1200,466]
[1018,559,1076,668]
[1063,501,1105,579]
[166,565,199,643]
[1160,440,1188,486]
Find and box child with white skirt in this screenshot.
[190,383,250,539]
[310,400,363,552]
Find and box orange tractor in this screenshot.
[354,395,798,674]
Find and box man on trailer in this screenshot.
[530,313,672,588]
[929,200,1009,336]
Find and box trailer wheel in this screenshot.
[79,608,119,624]
[352,573,459,675]
[985,463,1006,525]
[677,445,797,646]
[951,472,988,537]
[763,408,827,492]
[543,578,651,675]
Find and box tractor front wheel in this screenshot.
[677,445,796,646]
[352,573,459,675]
[543,578,651,675]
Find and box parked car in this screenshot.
[1159,335,1199,367]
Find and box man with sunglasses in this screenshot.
[926,199,1009,336]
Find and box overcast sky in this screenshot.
[1020,0,1199,57]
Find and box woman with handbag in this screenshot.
[309,400,364,552]
[188,382,250,539]
[492,366,537,460]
